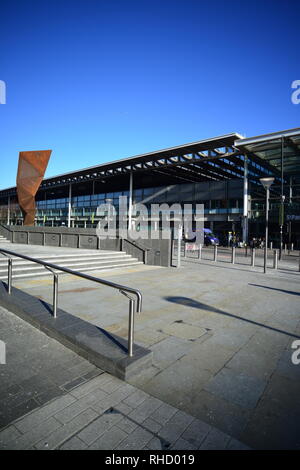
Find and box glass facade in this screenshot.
[0,180,244,226]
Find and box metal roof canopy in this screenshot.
[0,133,248,196]
[39,133,246,187]
[234,127,300,177]
[1,129,298,198]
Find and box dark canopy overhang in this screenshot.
[234,127,300,177]
[0,133,246,197]
[1,129,299,199]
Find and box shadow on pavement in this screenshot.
[164,296,300,340]
[248,283,300,297]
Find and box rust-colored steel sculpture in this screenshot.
[16,150,52,226]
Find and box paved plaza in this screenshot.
[0,243,300,449]
[0,306,248,450]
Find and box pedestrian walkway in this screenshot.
[0,305,102,429]
[8,249,300,449]
[1,241,300,449]
[0,306,249,450]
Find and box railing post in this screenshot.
[44,266,58,318]
[1,253,13,294]
[213,244,217,262]
[245,245,248,257]
[8,258,12,294]
[198,244,202,260]
[120,290,139,357]
[273,249,278,270]
[128,298,135,357]
[53,273,58,318]
[231,246,235,264]
[251,248,255,267]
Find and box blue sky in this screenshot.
[0,0,299,189]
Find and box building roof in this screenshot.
[0,133,244,196]
[1,128,299,198]
[234,127,300,177]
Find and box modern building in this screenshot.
[0,127,299,247]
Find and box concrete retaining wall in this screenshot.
[0,225,172,267]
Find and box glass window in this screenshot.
[143,187,154,196]
[229,199,238,208]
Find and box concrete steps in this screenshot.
[0,235,10,244]
[0,251,143,280]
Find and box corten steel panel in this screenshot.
[16,150,51,226]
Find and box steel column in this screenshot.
[242,155,249,244]
[128,172,133,231]
[263,187,270,273]
[7,196,10,226]
[68,183,72,228]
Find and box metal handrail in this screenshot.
[121,238,150,264]
[0,247,142,357]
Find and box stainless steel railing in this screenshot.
[0,248,142,357]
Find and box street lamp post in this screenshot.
[259,177,275,274]
[279,137,284,260]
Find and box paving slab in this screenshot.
[0,306,102,429]
[161,321,207,340]
[1,243,300,449]
[204,367,267,410]
[0,337,251,451]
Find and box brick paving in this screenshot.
[0,305,102,429]
[0,372,249,450]
[0,305,249,450]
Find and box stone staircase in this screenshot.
[0,250,143,280]
[0,234,10,244]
